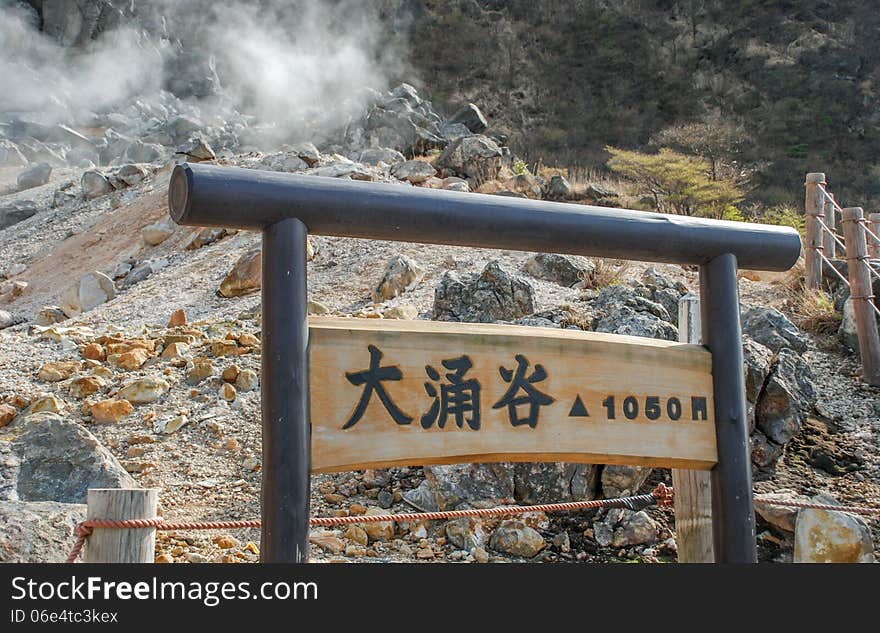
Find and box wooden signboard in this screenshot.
[309,317,717,472]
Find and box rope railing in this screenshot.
[66,484,880,563]
[815,215,848,255]
[66,484,675,563]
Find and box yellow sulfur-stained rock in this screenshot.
[238,332,259,347]
[221,365,240,383]
[89,398,134,423]
[22,394,64,416]
[108,348,150,371]
[161,342,189,358]
[168,309,188,327]
[117,376,170,404]
[0,404,16,428]
[210,339,239,357]
[38,361,80,382]
[82,343,106,361]
[219,383,236,402]
[69,375,105,399]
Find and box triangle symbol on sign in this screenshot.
[568,395,589,417]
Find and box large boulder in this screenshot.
[0,412,135,504]
[0,200,38,230]
[416,463,515,511]
[81,170,114,199]
[600,465,652,498]
[593,508,660,547]
[513,462,599,504]
[741,305,809,353]
[432,260,535,322]
[522,253,594,288]
[0,500,86,562]
[445,103,488,134]
[793,494,874,563]
[391,159,437,184]
[59,271,116,317]
[435,135,504,186]
[16,162,52,190]
[756,348,817,447]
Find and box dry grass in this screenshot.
[579,258,631,291]
[774,257,841,335]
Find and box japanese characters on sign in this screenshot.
[309,317,718,473]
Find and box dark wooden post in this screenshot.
[840,207,880,386]
[261,218,311,562]
[700,254,757,563]
[805,173,826,289]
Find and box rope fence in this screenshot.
[65,483,880,563]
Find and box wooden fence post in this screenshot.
[804,173,826,289]
[824,191,837,259]
[840,207,880,386]
[671,294,714,562]
[84,489,159,563]
[868,212,880,259]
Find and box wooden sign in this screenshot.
[309,317,717,472]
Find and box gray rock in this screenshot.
[446,103,489,134]
[118,262,153,289]
[59,270,116,317]
[750,429,785,470]
[0,200,38,230]
[257,151,306,172]
[290,142,322,167]
[445,517,492,550]
[523,253,594,288]
[595,308,678,341]
[743,336,773,404]
[391,159,437,183]
[167,115,203,143]
[838,298,859,351]
[755,489,808,532]
[53,188,78,208]
[593,283,671,321]
[547,175,572,199]
[116,164,149,186]
[652,287,683,326]
[600,465,653,498]
[141,219,175,246]
[402,479,440,512]
[35,306,68,326]
[433,260,535,323]
[756,348,817,446]
[793,494,874,562]
[0,310,24,330]
[488,520,545,557]
[357,147,405,166]
[435,135,503,186]
[81,170,113,199]
[16,162,52,190]
[0,500,86,563]
[421,463,515,510]
[0,412,135,504]
[123,140,165,164]
[310,162,374,180]
[595,508,660,547]
[587,183,619,199]
[373,254,425,302]
[741,305,809,353]
[513,462,599,504]
[438,122,472,141]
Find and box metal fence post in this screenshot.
[261,217,311,562]
[840,207,880,386]
[805,173,826,289]
[699,254,757,563]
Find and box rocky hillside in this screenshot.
[0,1,878,564]
[402,0,880,208]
